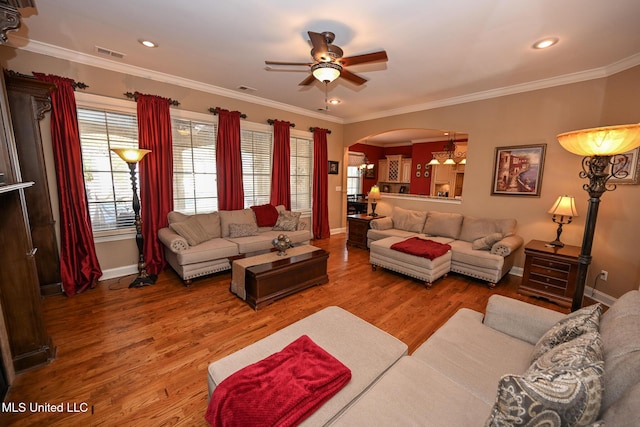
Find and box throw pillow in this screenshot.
[530,303,602,363]
[528,332,604,373]
[472,232,503,250]
[273,211,301,231]
[169,216,209,246]
[228,223,260,238]
[485,362,604,427]
[250,204,279,227]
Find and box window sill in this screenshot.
[94,228,136,243]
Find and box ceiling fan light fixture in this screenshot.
[311,62,342,83]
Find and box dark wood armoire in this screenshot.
[5,71,62,296]
[0,0,55,395]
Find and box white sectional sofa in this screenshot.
[367,206,524,287]
[157,205,311,284]
[207,291,640,426]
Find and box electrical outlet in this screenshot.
[600,270,608,281]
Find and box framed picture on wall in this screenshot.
[610,147,640,184]
[364,165,375,179]
[491,144,546,196]
[328,160,339,174]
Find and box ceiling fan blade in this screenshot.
[340,68,368,86]
[265,60,312,66]
[308,31,329,61]
[298,74,317,86]
[340,50,388,67]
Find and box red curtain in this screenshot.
[270,120,291,209]
[216,109,244,210]
[136,93,174,276]
[312,128,330,239]
[33,73,102,296]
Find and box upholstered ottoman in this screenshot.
[207,306,408,426]
[369,236,452,287]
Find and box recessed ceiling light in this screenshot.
[139,39,158,48]
[532,37,559,50]
[328,99,341,105]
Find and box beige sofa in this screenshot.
[158,205,311,284]
[207,290,640,426]
[367,206,524,287]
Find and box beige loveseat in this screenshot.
[158,205,311,284]
[207,291,640,426]
[367,206,524,287]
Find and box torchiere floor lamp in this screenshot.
[556,124,640,311]
[111,148,155,288]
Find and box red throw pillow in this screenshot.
[250,204,279,227]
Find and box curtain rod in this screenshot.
[267,119,295,128]
[124,92,180,106]
[208,107,247,119]
[309,127,332,134]
[6,70,89,90]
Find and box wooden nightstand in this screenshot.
[520,239,581,308]
[347,214,384,249]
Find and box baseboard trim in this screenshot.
[331,227,346,235]
[100,265,138,281]
[509,266,524,277]
[584,286,617,307]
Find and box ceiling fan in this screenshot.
[265,31,388,86]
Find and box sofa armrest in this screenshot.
[158,227,189,253]
[370,216,393,231]
[490,234,524,256]
[483,294,565,345]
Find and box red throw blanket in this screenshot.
[390,237,451,260]
[205,335,352,427]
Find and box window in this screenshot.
[76,93,313,236]
[290,136,312,212]
[241,127,272,207]
[347,152,365,195]
[172,118,218,214]
[78,106,139,233]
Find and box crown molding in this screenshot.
[10,36,640,127]
[9,36,345,124]
[346,53,640,124]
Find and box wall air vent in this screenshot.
[95,46,126,59]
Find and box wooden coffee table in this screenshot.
[231,246,329,310]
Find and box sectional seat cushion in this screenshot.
[390,206,427,233]
[226,229,311,254]
[448,240,505,271]
[330,357,493,426]
[411,308,535,404]
[219,209,258,238]
[175,237,239,265]
[422,211,463,239]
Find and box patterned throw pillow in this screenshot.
[272,211,301,231]
[530,303,602,363]
[170,216,209,246]
[486,332,605,427]
[228,223,259,238]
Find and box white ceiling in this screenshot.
[8,0,640,125]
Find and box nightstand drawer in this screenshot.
[530,264,571,281]
[528,273,567,296]
[530,256,572,273]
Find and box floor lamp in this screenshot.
[111,148,155,288]
[557,124,640,311]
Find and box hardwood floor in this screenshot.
[3,233,567,426]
